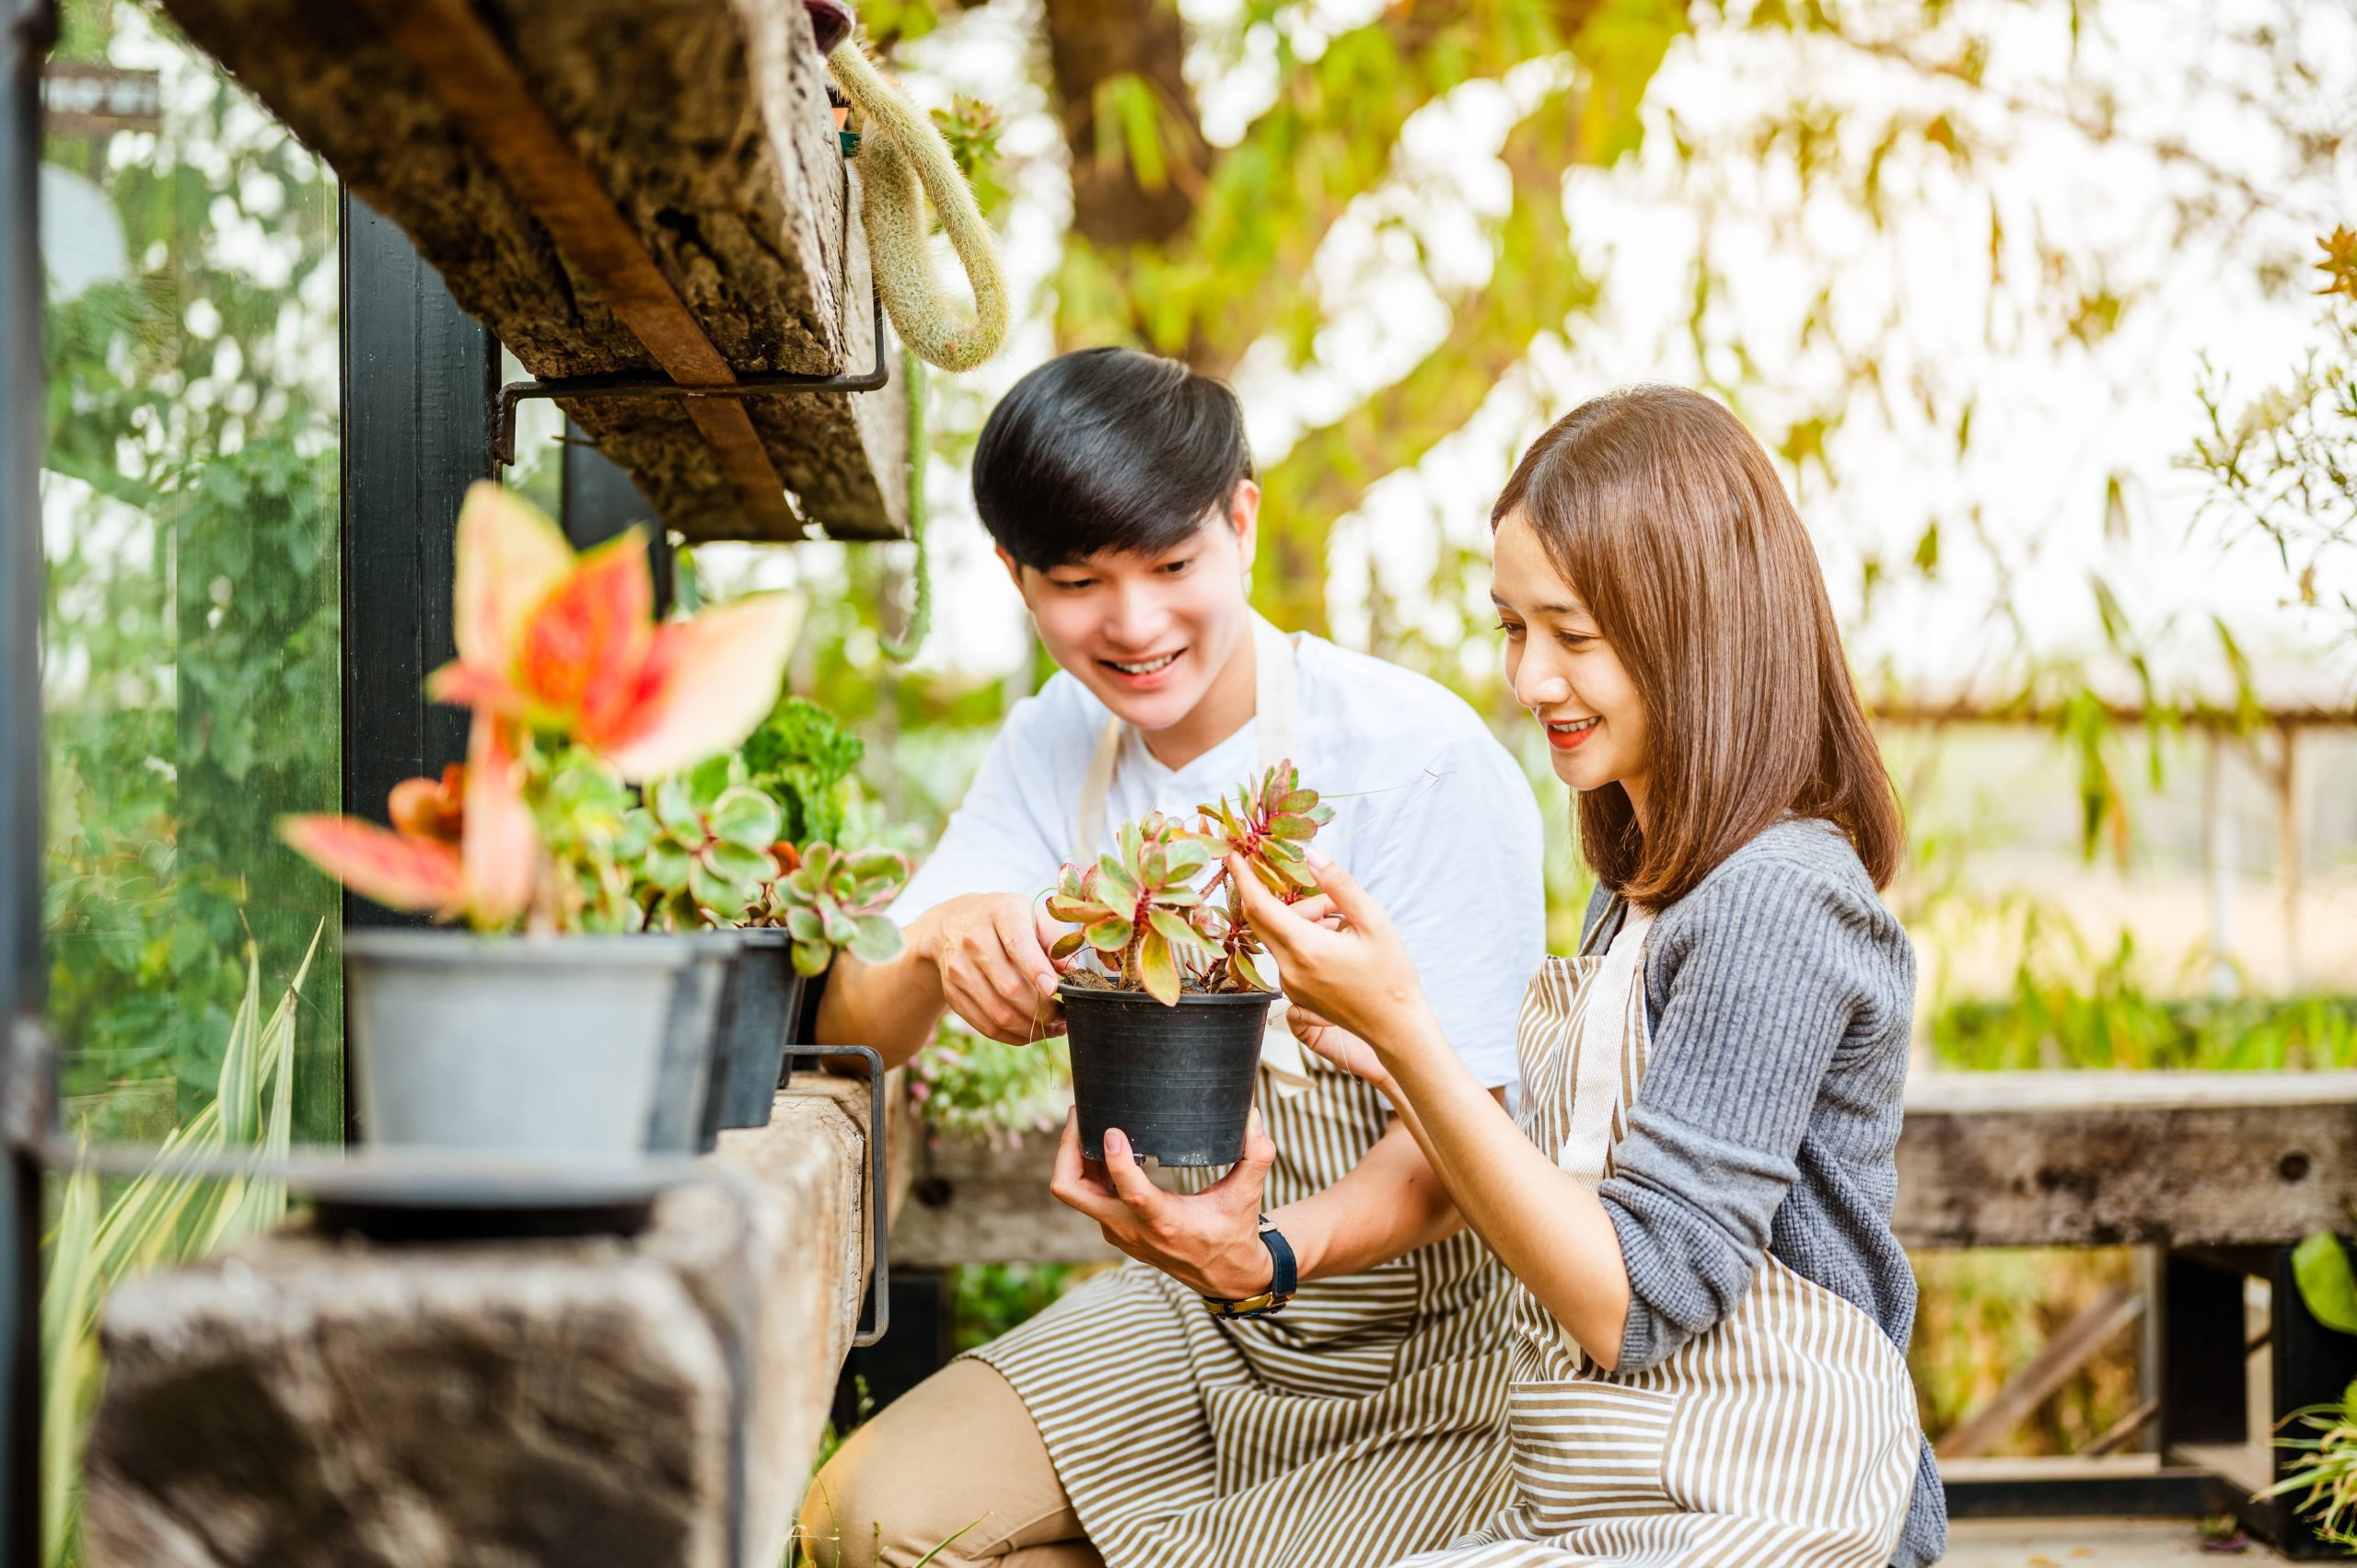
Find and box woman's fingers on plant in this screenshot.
[1226,855,1305,950]
[1283,894,1338,927]
[1300,849,1387,933]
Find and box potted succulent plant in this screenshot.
[624,697,914,1135]
[279,483,800,1157]
[1046,762,1330,1167]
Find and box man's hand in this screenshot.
[913,892,1069,1045]
[1049,1109,1279,1299]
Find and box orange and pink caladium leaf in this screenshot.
[388,764,466,843]
[278,814,465,916]
[451,482,572,671]
[459,714,537,925]
[598,592,806,783]
[515,529,656,742]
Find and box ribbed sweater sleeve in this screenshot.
[1595,841,1895,1373]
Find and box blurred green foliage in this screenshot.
[42,0,343,1144]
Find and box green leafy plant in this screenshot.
[2262,1381,2357,1549]
[758,842,912,976]
[42,926,319,1568]
[1044,761,1330,1005]
[630,755,786,930]
[2258,1227,2357,1543]
[742,695,867,850]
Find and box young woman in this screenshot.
[804,348,1548,1568]
[1234,385,1945,1568]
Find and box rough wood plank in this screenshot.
[894,1073,2357,1266]
[158,0,908,540]
[369,0,803,537]
[1895,1072,2357,1249]
[86,1094,880,1568]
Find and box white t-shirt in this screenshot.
[891,630,1546,1087]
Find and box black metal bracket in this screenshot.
[787,1046,890,1348]
[489,286,889,469]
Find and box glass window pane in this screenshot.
[41,0,342,1148]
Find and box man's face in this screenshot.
[1002,484,1260,735]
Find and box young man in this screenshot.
[802,347,1545,1568]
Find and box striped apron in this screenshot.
[1399,903,1922,1568]
[966,616,1516,1567]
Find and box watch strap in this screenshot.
[1258,1213,1297,1298]
[1202,1214,1296,1319]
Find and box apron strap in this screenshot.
[1557,906,1655,1188]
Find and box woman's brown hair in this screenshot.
[1492,384,1902,905]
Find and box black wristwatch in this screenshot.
[1202,1214,1297,1319]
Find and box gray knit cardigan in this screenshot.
[1583,817,1945,1568]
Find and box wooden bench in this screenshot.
[887,1070,2357,1560]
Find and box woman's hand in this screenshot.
[1229,851,1439,1069]
[1288,1005,1397,1100]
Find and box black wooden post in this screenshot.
[2157,1249,2249,1449]
[338,199,494,873]
[338,194,497,1135]
[560,419,671,614]
[2261,1244,2357,1559]
[1,5,54,1562]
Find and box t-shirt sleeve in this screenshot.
[1596,855,1887,1371]
[1355,732,1547,1088]
[888,699,1069,930]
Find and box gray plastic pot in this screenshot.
[702,928,806,1140]
[1060,984,1273,1167]
[345,930,736,1156]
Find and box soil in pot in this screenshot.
[1060,981,1273,1167]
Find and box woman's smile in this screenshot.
[1541,714,1600,751]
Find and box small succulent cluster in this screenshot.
[628,755,784,930]
[757,842,912,977]
[1044,761,1330,1006]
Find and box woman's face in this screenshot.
[1491,508,1653,808]
[1004,484,1260,735]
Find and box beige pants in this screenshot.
[798,1359,1106,1568]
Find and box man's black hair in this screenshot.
[971,346,1255,571]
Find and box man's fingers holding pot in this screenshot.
[1049,1109,1120,1217]
[1097,1127,1169,1219]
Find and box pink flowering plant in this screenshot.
[279,483,802,933]
[1044,761,1331,1005]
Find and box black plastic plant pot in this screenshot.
[698,930,807,1146]
[1060,984,1273,1167]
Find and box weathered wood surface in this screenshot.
[84,1074,881,1568]
[892,1071,2357,1267]
[1895,1071,2357,1249]
[159,0,907,541]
